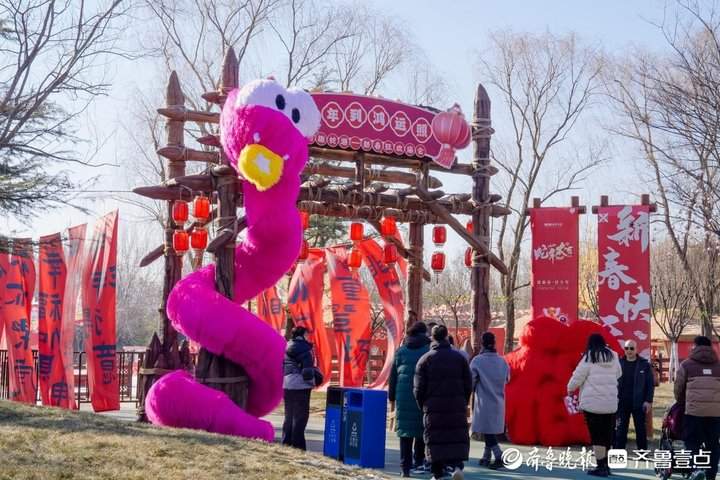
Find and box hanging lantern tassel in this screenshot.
[431,251,445,283]
[349,246,363,270]
[173,230,190,255]
[191,228,208,251]
[383,243,398,265]
[432,225,447,247]
[350,222,364,243]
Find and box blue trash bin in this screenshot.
[323,386,345,460]
[342,388,387,468]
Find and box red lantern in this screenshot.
[172,201,189,224]
[193,195,211,221]
[383,243,398,265]
[173,230,189,254]
[190,228,208,250]
[432,225,446,247]
[297,239,309,262]
[350,222,364,242]
[349,247,363,269]
[380,216,397,237]
[430,104,471,168]
[431,251,446,273]
[464,247,473,268]
[466,221,473,234]
[299,211,310,230]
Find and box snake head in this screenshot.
[219,79,320,192]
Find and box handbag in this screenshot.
[312,367,324,387]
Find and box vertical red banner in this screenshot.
[597,205,651,358]
[287,250,331,386]
[357,239,405,388]
[256,286,286,334]
[326,247,372,387]
[82,211,119,412]
[62,224,86,410]
[12,239,36,323]
[530,208,580,324]
[0,249,36,403]
[38,233,71,407]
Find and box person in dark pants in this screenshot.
[414,325,472,480]
[282,326,315,450]
[674,336,720,480]
[389,322,431,477]
[614,339,654,450]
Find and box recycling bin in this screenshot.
[342,388,387,468]
[323,386,345,460]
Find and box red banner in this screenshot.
[598,205,652,357]
[38,233,71,407]
[358,239,405,388]
[1,249,36,403]
[256,286,286,334]
[326,247,372,386]
[61,224,86,410]
[530,207,580,325]
[12,239,35,324]
[287,250,331,386]
[82,211,119,411]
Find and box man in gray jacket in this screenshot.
[674,336,720,480]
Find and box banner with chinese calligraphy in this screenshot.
[287,250,331,387]
[38,233,71,407]
[597,205,651,358]
[1,250,36,403]
[326,247,372,387]
[61,224,86,410]
[310,93,471,168]
[357,239,405,388]
[12,238,35,324]
[256,286,285,334]
[530,208,580,325]
[82,211,119,412]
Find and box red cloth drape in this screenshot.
[256,286,286,334]
[82,211,119,411]
[38,233,71,407]
[326,247,372,387]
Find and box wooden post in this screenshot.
[470,84,494,355]
[193,47,249,409]
[137,71,187,421]
[407,164,429,326]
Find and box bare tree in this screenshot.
[425,255,472,338]
[0,0,131,217]
[604,1,720,337]
[479,31,605,351]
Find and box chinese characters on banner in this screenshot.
[530,208,580,325]
[81,211,120,412]
[326,247,372,387]
[357,239,405,388]
[38,233,70,407]
[0,249,36,403]
[287,250,331,387]
[597,205,651,357]
[255,286,286,334]
[310,93,470,169]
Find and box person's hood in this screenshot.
[286,337,312,356]
[405,333,431,350]
[690,345,718,364]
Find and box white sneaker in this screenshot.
[451,468,464,480]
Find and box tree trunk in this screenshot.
[669,340,679,383]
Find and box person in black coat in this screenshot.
[282,326,315,449]
[414,325,472,480]
[613,339,654,450]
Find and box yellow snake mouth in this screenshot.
[237,144,285,191]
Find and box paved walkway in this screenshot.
[93,405,658,479]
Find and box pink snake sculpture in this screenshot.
[145,79,320,441]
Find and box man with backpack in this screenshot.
[675,336,720,480]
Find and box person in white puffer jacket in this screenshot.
[567,333,622,478]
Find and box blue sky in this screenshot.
[3,0,674,254]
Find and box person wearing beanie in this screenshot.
[470,331,510,470]
[414,325,472,480]
[389,321,431,477]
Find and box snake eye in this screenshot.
[291,108,301,124]
[275,94,286,110]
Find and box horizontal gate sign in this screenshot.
[310,93,471,169]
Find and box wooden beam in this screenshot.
[305,161,443,188]
[157,145,219,163]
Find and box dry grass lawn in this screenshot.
[0,400,386,480]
